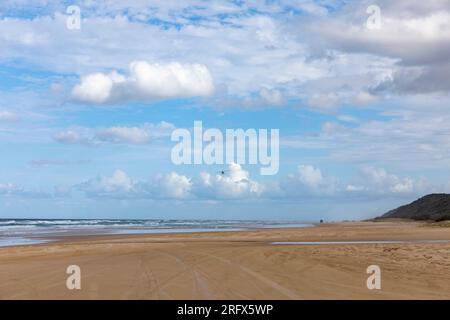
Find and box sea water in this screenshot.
[0,219,311,247]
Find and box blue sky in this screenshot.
[1,0,450,220]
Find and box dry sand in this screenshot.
[1,221,450,299]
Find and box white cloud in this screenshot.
[0,6,326,107]
[72,61,214,104]
[96,126,150,144]
[71,71,125,104]
[78,169,192,200]
[155,172,192,199]
[0,111,19,122]
[336,115,359,123]
[352,91,378,105]
[282,102,450,167]
[347,166,432,195]
[196,163,264,199]
[296,165,325,188]
[309,1,450,95]
[79,169,136,198]
[2,2,449,203]
[210,86,287,109]
[280,164,338,197]
[0,0,448,109]
[72,163,438,202]
[54,121,174,146]
[307,93,339,110]
[279,164,431,199]
[259,88,285,106]
[0,182,53,198]
[346,184,366,192]
[312,3,450,65]
[54,130,85,145]
[0,183,20,195]
[78,164,263,200]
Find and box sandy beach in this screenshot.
[1,221,450,300]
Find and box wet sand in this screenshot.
[1,221,450,299]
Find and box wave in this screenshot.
[0,219,311,247]
[0,218,302,228]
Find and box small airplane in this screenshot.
[216,170,230,175]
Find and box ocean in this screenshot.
[0,219,311,247]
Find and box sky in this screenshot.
[1,0,450,221]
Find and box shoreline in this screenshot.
[3,220,450,249]
[1,221,450,299]
[30,220,450,244]
[1,225,314,248]
[0,219,312,248]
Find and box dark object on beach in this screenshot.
[320,219,324,223]
[379,193,450,221]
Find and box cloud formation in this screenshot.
[1,1,450,218]
[71,163,434,202]
[0,182,53,198]
[77,169,193,200]
[280,164,338,197]
[309,0,450,96]
[96,126,151,144]
[77,163,261,200]
[54,121,175,146]
[0,111,19,122]
[346,167,429,196]
[196,163,264,199]
[72,61,214,104]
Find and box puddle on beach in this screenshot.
[271,240,450,245]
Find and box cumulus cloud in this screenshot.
[280,164,338,197]
[54,121,174,146]
[77,169,192,200]
[76,163,263,200]
[71,71,126,104]
[77,169,136,198]
[0,4,329,108]
[1,0,448,109]
[3,162,436,202]
[344,167,430,197]
[296,165,326,188]
[357,167,429,195]
[195,163,264,199]
[154,172,192,199]
[66,162,439,202]
[277,164,431,199]
[2,1,450,212]
[72,61,214,104]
